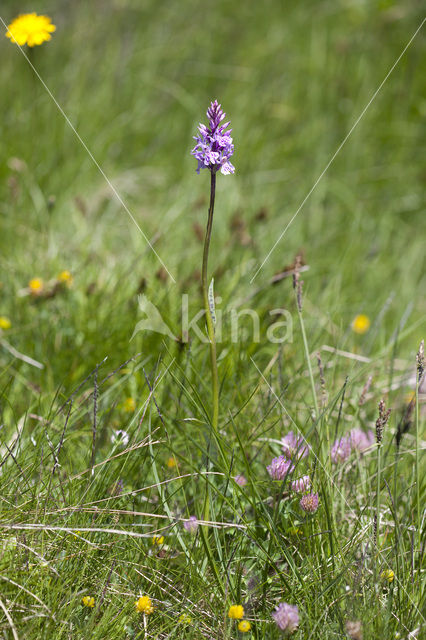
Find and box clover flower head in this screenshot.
[228,604,244,620]
[6,13,56,47]
[166,456,177,468]
[135,595,154,614]
[82,596,95,608]
[330,435,352,464]
[234,474,247,487]
[281,431,309,460]
[291,475,311,494]
[183,516,199,534]
[299,492,319,513]
[238,620,252,632]
[111,429,129,446]
[267,455,294,481]
[345,620,363,640]
[272,602,299,633]
[350,428,375,453]
[191,100,235,175]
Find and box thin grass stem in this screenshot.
[296,306,319,422]
[415,373,420,555]
[376,441,382,553]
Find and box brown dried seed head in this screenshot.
[417,339,424,380]
[358,375,373,407]
[376,399,391,444]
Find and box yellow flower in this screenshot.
[178,613,192,625]
[123,397,136,412]
[166,456,177,468]
[82,596,95,608]
[228,605,244,620]
[352,314,370,335]
[58,270,73,286]
[6,13,56,47]
[381,569,394,583]
[238,620,251,633]
[135,595,154,614]
[404,391,415,405]
[28,278,43,294]
[0,317,11,330]
[152,535,164,546]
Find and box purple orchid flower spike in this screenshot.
[191,100,235,432]
[191,100,235,175]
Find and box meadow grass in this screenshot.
[0,0,425,638]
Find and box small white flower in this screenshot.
[111,429,129,446]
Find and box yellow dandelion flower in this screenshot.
[381,569,394,583]
[238,620,251,633]
[28,278,43,294]
[135,595,154,614]
[6,13,56,47]
[123,397,136,412]
[152,535,164,546]
[228,605,244,620]
[352,314,370,335]
[178,613,192,625]
[81,596,95,608]
[0,317,11,330]
[58,270,73,285]
[166,456,177,468]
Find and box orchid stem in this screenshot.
[202,171,219,432]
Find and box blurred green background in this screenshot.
[0,0,425,396]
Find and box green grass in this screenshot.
[0,0,425,638]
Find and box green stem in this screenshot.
[201,171,219,431]
[415,374,420,554]
[376,441,382,551]
[297,307,319,422]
